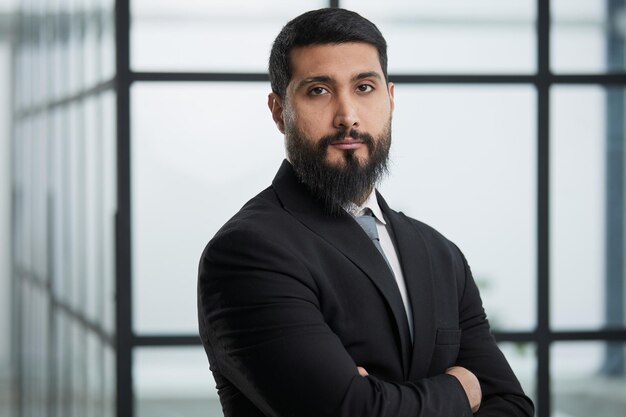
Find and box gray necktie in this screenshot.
[355,209,394,274]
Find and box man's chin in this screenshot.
[325,149,368,168]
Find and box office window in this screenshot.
[134,347,220,417]
[388,85,537,331]
[12,0,117,416]
[131,0,327,71]
[551,86,625,331]
[344,0,536,74]
[11,1,626,417]
[131,82,283,334]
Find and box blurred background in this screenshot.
[1,0,625,416]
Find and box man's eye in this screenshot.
[357,84,374,93]
[309,87,328,96]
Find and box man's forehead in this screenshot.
[289,42,383,81]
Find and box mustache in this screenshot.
[317,129,375,149]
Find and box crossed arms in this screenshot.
[198,227,534,417]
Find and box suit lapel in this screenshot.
[378,194,437,379]
[271,161,412,374]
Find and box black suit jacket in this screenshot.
[198,160,534,417]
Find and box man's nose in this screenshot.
[333,93,360,130]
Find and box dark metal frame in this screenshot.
[113,1,626,416]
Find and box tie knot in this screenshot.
[355,210,379,241]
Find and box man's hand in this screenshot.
[446,366,482,413]
[357,366,369,377]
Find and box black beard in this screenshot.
[285,122,391,216]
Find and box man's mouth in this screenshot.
[329,138,365,150]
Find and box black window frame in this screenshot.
[111,1,626,417]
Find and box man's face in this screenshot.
[270,42,394,168]
[268,42,395,212]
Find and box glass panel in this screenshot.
[12,122,25,271]
[83,0,100,90]
[103,345,116,417]
[18,281,29,415]
[383,85,537,331]
[15,120,32,271]
[131,82,283,333]
[32,113,48,281]
[68,102,84,310]
[101,89,116,335]
[51,106,70,301]
[86,332,102,417]
[31,286,50,417]
[552,342,626,417]
[0,0,18,12]
[49,3,60,101]
[134,347,220,417]
[99,0,116,82]
[344,0,536,74]
[67,0,83,97]
[551,87,626,330]
[33,4,48,109]
[551,0,624,73]
[131,0,327,71]
[71,320,87,417]
[54,310,72,417]
[84,96,101,322]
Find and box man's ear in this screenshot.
[388,82,395,113]
[267,92,285,134]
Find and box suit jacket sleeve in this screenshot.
[198,227,475,417]
[452,246,534,416]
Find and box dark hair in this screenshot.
[269,8,388,99]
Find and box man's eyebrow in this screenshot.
[295,71,382,91]
[295,75,333,90]
[352,71,382,82]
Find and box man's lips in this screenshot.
[329,138,365,150]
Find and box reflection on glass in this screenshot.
[131,82,283,334]
[131,0,327,71]
[551,0,625,73]
[386,85,536,331]
[551,87,625,330]
[134,347,221,417]
[552,342,626,417]
[344,0,536,74]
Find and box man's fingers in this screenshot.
[357,366,369,377]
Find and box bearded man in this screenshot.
[198,8,534,417]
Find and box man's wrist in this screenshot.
[445,366,482,413]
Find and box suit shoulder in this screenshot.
[402,212,456,248]
[393,210,468,265]
[201,185,292,255]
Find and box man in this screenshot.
[198,8,534,417]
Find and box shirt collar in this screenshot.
[344,189,387,225]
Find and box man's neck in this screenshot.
[352,188,374,207]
